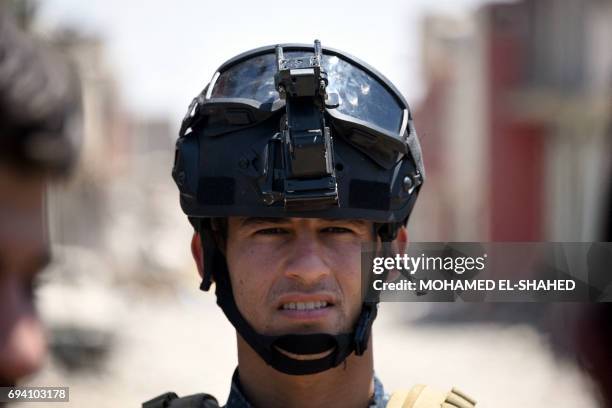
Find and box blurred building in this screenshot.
[129,117,175,180]
[46,29,131,249]
[46,29,188,283]
[33,18,191,291]
[54,29,132,179]
[410,14,489,241]
[413,0,612,242]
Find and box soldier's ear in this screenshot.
[191,232,204,279]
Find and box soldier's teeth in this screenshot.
[282,301,329,310]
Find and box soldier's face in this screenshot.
[0,166,48,386]
[224,217,373,337]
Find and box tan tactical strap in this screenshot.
[446,387,477,407]
[387,390,411,408]
[449,388,477,406]
[388,385,476,408]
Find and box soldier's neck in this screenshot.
[236,336,375,408]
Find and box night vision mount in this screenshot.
[262,40,339,210]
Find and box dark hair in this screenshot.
[0,9,81,175]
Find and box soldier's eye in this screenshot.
[321,227,353,234]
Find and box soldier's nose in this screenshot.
[284,240,331,286]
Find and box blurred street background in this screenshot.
[5,0,612,406]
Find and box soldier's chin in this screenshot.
[274,346,335,361]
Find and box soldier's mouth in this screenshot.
[280,301,330,311]
[276,295,337,320]
[277,302,335,322]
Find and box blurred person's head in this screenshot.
[0,7,81,386]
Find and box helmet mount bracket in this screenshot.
[269,40,339,211]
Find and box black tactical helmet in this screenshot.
[173,40,424,375]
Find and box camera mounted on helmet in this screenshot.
[270,40,339,210]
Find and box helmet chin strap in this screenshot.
[198,223,394,376]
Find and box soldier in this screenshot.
[145,40,475,408]
[0,6,81,387]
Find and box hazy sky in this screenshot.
[38,0,492,122]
